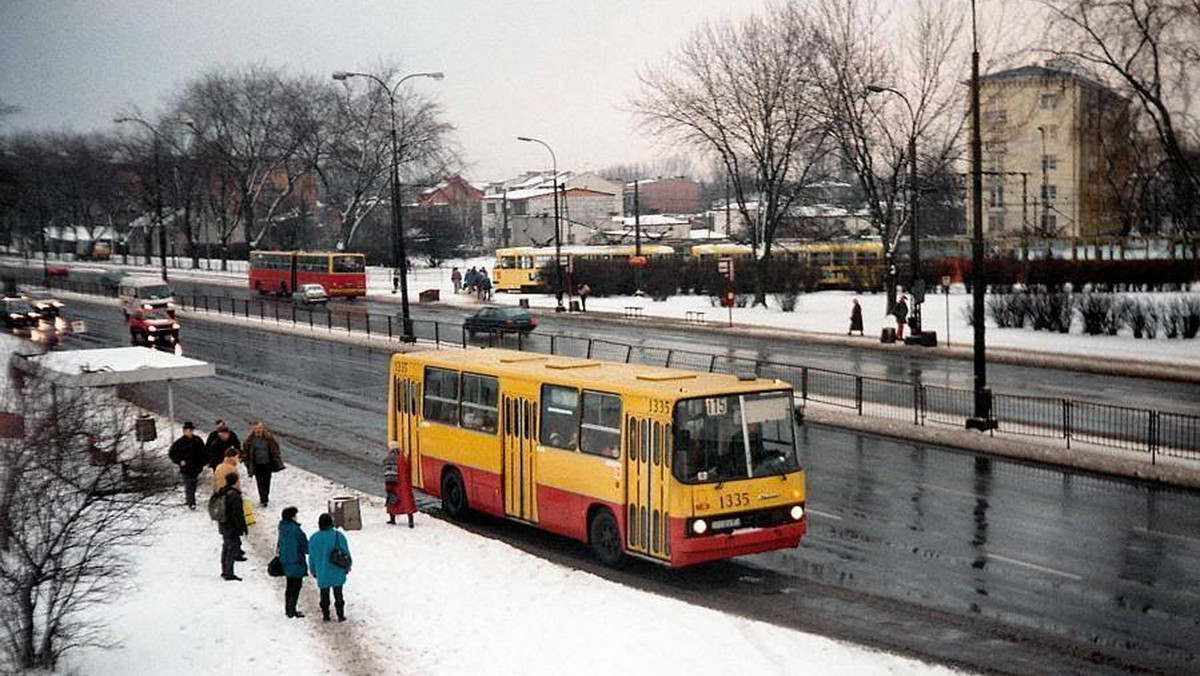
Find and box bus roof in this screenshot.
[251,250,363,257]
[394,348,792,400]
[495,245,675,256]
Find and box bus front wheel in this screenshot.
[589,509,624,567]
[441,469,468,520]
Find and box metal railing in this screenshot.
[23,272,1200,465]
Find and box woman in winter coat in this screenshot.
[277,506,308,618]
[848,298,864,336]
[309,513,351,622]
[242,422,285,507]
[384,442,417,527]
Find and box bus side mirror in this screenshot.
[793,404,805,427]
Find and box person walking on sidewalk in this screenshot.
[451,267,462,294]
[848,298,864,336]
[277,506,309,618]
[168,421,207,509]
[893,295,910,341]
[216,472,247,581]
[243,422,285,507]
[206,419,241,470]
[578,282,592,312]
[309,513,351,622]
[213,447,242,494]
[384,442,417,527]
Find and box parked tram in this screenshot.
[493,245,676,293]
[690,241,884,289]
[389,348,808,567]
[248,251,367,298]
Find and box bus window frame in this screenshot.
[422,366,460,426]
[579,390,622,459]
[459,372,500,434]
[539,384,580,451]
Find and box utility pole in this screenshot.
[634,179,644,296]
[1038,126,1049,236]
[967,0,995,430]
[501,187,510,248]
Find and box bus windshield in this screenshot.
[673,391,799,484]
[332,255,365,273]
[138,284,172,299]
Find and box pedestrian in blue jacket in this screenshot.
[277,506,308,618]
[309,513,351,622]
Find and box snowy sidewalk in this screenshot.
[68,463,965,676]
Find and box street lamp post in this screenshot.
[967,0,995,430]
[115,116,169,282]
[517,136,566,312]
[332,70,445,341]
[1037,125,1049,235]
[865,84,920,332]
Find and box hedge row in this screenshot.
[979,291,1200,338]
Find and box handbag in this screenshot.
[267,555,284,577]
[329,532,352,572]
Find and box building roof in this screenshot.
[10,347,216,387]
[482,186,616,202]
[980,63,1110,91]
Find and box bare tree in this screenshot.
[0,380,174,671]
[634,3,831,305]
[1037,0,1200,234]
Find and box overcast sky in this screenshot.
[0,0,771,180]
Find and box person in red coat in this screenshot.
[384,442,417,527]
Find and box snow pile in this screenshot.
[67,465,963,676]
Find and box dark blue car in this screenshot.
[463,306,538,336]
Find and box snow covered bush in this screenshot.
[1126,299,1160,339]
[772,292,798,312]
[1076,293,1125,336]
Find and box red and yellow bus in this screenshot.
[389,348,807,567]
[248,251,367,298]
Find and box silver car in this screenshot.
[293,283,329,304]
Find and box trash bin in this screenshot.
[518,298,530,309]
[328,496,363,531]
[569,300,581,312]
[418,289,440,303]
[880,327,896,344]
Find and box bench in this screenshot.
[623,306,644,319]
[685,311,706,325]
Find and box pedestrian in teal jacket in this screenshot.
[309,512,351,622]
[277,507,308,618]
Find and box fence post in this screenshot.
[434,321,439,347]
[708,355,717,373]
[326,310,331,332]
[462,327,467,348]
[291,304,296,325]
[244,299,249,319]
[550,335,557,355]
[1063,399,1072,449]
[365,314,371,338]
[1149,410,1159,465]
[665,350,673,368]
[587,339,594,359]
[346,313,351,334]
[801,367,809,401]
[913,381,921,426]
[308,309,313,329]
[855,376,863,416]
[754,361,762,378]
[259,302,264,321]
[624,345,632,364]
[274,304,279,323]
[517,330,523,351]
[388,315,393,339]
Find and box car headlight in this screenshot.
[8,314,19,319]
[52,301,64,308]
[167,302,175,308]
[142,303,153,310]
[790,505,805,521]
[148,325,157,332]
[692,519,708,535]
[172,323,180,330]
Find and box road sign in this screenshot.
[718,257,734,281]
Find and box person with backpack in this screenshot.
[206,419,241,470]
[168,422,207,510]
[308,513,351,622]
[276,506,309,618]
[210,472,248,581]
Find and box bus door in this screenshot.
[502,395,538,522]
[394,377,423,489]
[625,417,670,560]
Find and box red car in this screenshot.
[128,307,179,346]
[46,265,69,277]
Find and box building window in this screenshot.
[1041,184,1058,201]
[459,373,499,433]
[511,201,527,216]
[987,109,1007,126]
[1042,155,1058,171]
[423,367,460,425]
[1040,93,1060,109]
[485,202,496,215]
[988,184,1005,208]
[1041,213,1058,231]
[988,215,1005,231]
[540,385,579,450]
[580,391,622,458]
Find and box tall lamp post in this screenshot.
[517,136,566,312]
[114,116,169,282]
[1037,125,1049,235]
[967,0,995,430]
[865,84,921,332]
[332,70,444,341]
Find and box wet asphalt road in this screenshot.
[54,297,1200,675]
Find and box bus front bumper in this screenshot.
[668,516,807,567]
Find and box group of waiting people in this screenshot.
[167,419,352,621]
[450,266,493,300]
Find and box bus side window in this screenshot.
[540,385,579,450]
[423,367,460,425]
[394,380,405,414]
[651,421,662,466]
[580,391,621,459]
[460,373,499,433]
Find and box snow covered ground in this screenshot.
[65,461,965,676]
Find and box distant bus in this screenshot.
[248,251,366,298]
[689,241,884,290]
[390,348,808,567]
[493,245,677,293]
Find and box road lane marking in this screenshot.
[988,553,1082,581]
[1133,526,1200,543]
[806,509,843,521]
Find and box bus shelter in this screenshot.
[9,347,216,438]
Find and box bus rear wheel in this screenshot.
[441,469,468,520]
[589,509,624,567]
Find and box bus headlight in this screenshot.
[692,519,708,535]
[790,505,805,521]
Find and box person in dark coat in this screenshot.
[451,267,462,294]
[384,442,417,527]
[217,472,248,581]
[206,419,241,470]
[168,422,207,509]
[848,298,864,336]
[242,421,285,507]
[309,513,350,622]
[276,506,309,618]
[893,295,910,341]
[578,282,592,312]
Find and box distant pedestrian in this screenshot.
[451,267,462,294]
[578,282,592,312]
[168,421,207,509]
[309,513,351,622]
[893,295,910,341]
[465,267,478,295]
[277,506,309,618]
[384,442,417,528]
[479,272,492,301]
[213,447,243,494]
[243,422,285,508]
[216,472,247,581]
[848,298,864,336]
[392,274,399,294]
[206,419,241,471]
